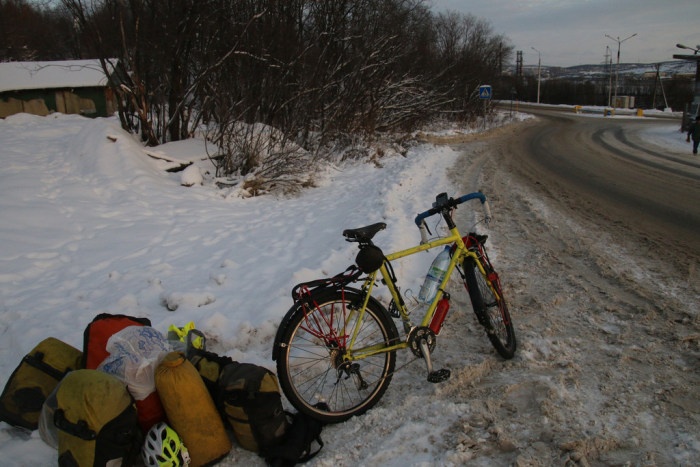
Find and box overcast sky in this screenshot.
[430,0,700,68]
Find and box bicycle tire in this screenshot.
[276,289,399,423]
[463,257,516,359]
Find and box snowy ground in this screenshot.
[0,110,698,466]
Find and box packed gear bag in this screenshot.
[98,326,170,433]
[0,337,82,430]
[54,369,142,467]
[186,339,236,400]
[187,345,325,465]
[82,313,151,370]
[263,407,327,467]
[155,352,231,467]
[218,362,289,454]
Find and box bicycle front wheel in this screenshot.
[463,257,516,359]
[275,289,398,423]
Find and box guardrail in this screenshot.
[495,101,682,120]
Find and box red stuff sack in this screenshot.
[82,313,151,369]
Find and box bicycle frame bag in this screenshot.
[82,313,151,369]
[55,369,142,467]
[0,337,82,430]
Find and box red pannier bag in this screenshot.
[82,313,151,370]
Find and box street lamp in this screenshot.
[605,33,637,109]
[531,47,541,104]
[676,43,700,54]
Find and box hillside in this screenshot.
[524,59,697,80]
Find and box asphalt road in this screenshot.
[497,107,700,255]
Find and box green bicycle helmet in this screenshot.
[142,422,191,467]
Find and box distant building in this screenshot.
[0,59,117,118]
[641,71,669,80]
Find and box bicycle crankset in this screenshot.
[407,326,451,383]
[408,326,436,358]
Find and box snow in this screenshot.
[0,60,111,93]
[0,109,695,466]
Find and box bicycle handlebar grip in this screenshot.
[455,192,486,205]
[484,200,492,224]
[414,208,437,227]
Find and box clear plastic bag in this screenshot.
[98,326,173,400]
[38,382,61,449]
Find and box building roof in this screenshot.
[0,59,112,93]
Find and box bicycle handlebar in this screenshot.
[415,192,491,243]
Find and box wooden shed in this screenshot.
[0,59,117,118]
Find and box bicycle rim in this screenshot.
[277,290,397,423]
[463,257,516,359]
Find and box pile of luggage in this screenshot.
[0,313,324,466]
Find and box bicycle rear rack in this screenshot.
[291,266,363,302]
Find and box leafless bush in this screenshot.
[55,0,512,184]
[206,119,313,195]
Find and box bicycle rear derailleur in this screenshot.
[336,361,369,390]
[408,326,451,383]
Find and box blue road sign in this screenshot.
[479,85,492,99]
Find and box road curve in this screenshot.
[496,108,700,254]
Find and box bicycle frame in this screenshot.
[343,223,498,362]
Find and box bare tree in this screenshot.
[1,0,75,61]
[54,0,511,190]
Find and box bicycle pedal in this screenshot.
[427,368,451,383]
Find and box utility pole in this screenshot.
[605,46,612,107]
[531,47,541,104]
[605,33,637,110]
[651,64,669,110]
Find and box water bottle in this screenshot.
[418,246,451,303]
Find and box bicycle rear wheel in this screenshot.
[275,289,398,423]
[463,257,516,359]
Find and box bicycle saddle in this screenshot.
[343,222,387,242]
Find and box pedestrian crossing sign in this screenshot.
[479,85,492,99]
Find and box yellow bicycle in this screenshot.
[272,192,516,423]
